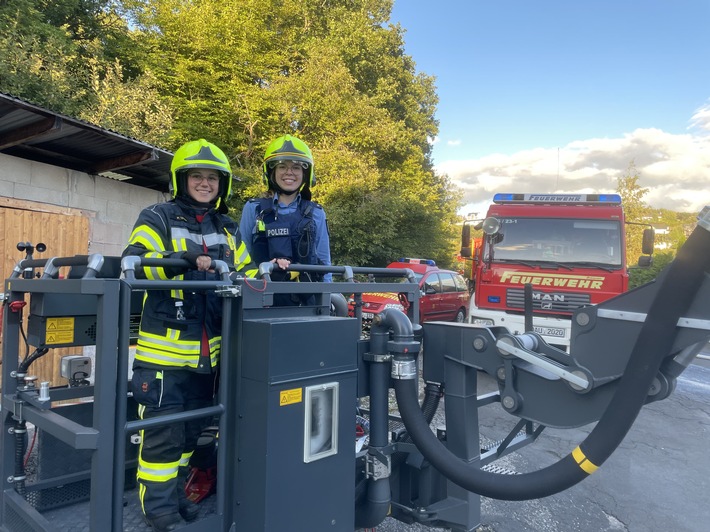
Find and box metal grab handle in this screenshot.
[41,254,106,279]
[256,262,415,284]
[121,256,231,281]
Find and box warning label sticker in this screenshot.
[45,317,75,345]
[280,388,302,406]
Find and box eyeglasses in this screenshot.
[187,172,219,184]
[269,160,308,172]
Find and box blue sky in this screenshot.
[390,0,710,216]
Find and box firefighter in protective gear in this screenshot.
[239,134,332,305]
[123,139,257,532]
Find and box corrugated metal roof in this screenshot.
[0,92,172,191]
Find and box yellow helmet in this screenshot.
[170,139,232,209]
[262,135,316,190]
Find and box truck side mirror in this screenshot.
[641,228,655,255]
[460,224,472,258]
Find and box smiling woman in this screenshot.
[239,134,333,305]
[122,138,258,529]
[186,169,221,204]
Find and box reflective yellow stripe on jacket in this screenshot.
[135,331,221,368]
[233,237,258,277]
[127,226,171,280]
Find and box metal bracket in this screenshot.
[363,352,392,363]
[365,451,391,480]
[11,398,24,421]
[496,337,590,391]
[16,389,52,411]
[215,285,241,298]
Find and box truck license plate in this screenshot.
[362,312,374,320]
[534,326,565,338]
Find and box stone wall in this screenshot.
[0,152,168,256]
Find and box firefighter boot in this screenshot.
[179,497,199,522]
[144,513,184,532]
[178,468,200,522]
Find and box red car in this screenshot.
[351,258,470,326]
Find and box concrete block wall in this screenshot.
[0,152,169,256]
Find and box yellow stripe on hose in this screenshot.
[572,446,598,474]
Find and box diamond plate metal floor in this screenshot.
[39,488,217,531]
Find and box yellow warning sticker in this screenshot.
[280,388,302,406]
[45,317,75,345]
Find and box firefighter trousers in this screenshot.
[131,367,216,519]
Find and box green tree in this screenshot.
[617,161,652,267]
[0,0,170,142]
[80,61,174,147]
[123,0,460,268]
[2,0,461,269]
[0,0,90,115]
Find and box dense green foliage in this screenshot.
[0,0,173,144]
[616,161,652,266]
[628,251,674,289]
[618,161,697,289]
[0,0,462,269]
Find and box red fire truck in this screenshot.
[460,193,654,349]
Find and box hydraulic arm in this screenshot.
[395,206,710,500]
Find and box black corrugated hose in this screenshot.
[395,220,710,500]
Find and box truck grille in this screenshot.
[506,288,590,313]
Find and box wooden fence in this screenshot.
[1,200,90,390]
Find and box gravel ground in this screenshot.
[369,363,710,532]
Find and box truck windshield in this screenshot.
[485,218,623,268]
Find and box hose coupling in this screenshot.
[391,358,417,380]
[387,339,421,356]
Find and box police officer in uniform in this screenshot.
[240,134,332,305]
[123,139,257,531]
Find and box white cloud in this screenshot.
[690,101,710,133]
[437,127,710,215]
[447,139,461,146]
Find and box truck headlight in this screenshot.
[471,318,495,327]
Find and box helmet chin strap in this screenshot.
[178,191,215,210]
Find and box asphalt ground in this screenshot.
[376,359,710,532]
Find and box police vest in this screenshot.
[250,197,321,272]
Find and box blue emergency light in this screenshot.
[493,193,621,205]
[397,258,436,266]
